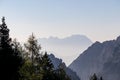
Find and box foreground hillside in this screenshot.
[69,36,120,80]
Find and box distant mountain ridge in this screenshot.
[69,36,120,80]
[48,54,80,80]
[39,35,92,46]
[38,35,92,65]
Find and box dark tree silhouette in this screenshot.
[90,73,98,80]
[90,73,103,80]
[41,52,55,80]
[0,17,22,80]
[41,52,71,80]
[100,76,103,80]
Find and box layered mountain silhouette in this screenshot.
[69,36,120,80]
[38,35,92,65]
[48,54,80,80]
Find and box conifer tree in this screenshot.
[41,52,54,80]
[41,52,71,80]
[100,76,103,80]
[0,17,22,80]
[19,34,42,80]
[24,33,41,65]
[90,73,98,80]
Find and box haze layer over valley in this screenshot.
[38,35,92,65]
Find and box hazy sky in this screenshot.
[0,0,120,42]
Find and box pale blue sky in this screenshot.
[0,0,120,42]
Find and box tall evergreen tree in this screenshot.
[19,34,42,80]
[41,52,55,80]
[24,33,41,65]
[90,73,98,80]
[41,52,71,80]
[0,17,22,80]
[100,76,103,80]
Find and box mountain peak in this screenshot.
[69,35,120,80]
[48,54,80,80]
[116,36,120,42]
[93,41,101,45]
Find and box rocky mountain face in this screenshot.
[38,35,92,65]
[69,36,120,80]
[48,54,80,80]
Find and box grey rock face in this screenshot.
[49,54,80,80]
[69,36,120,80]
